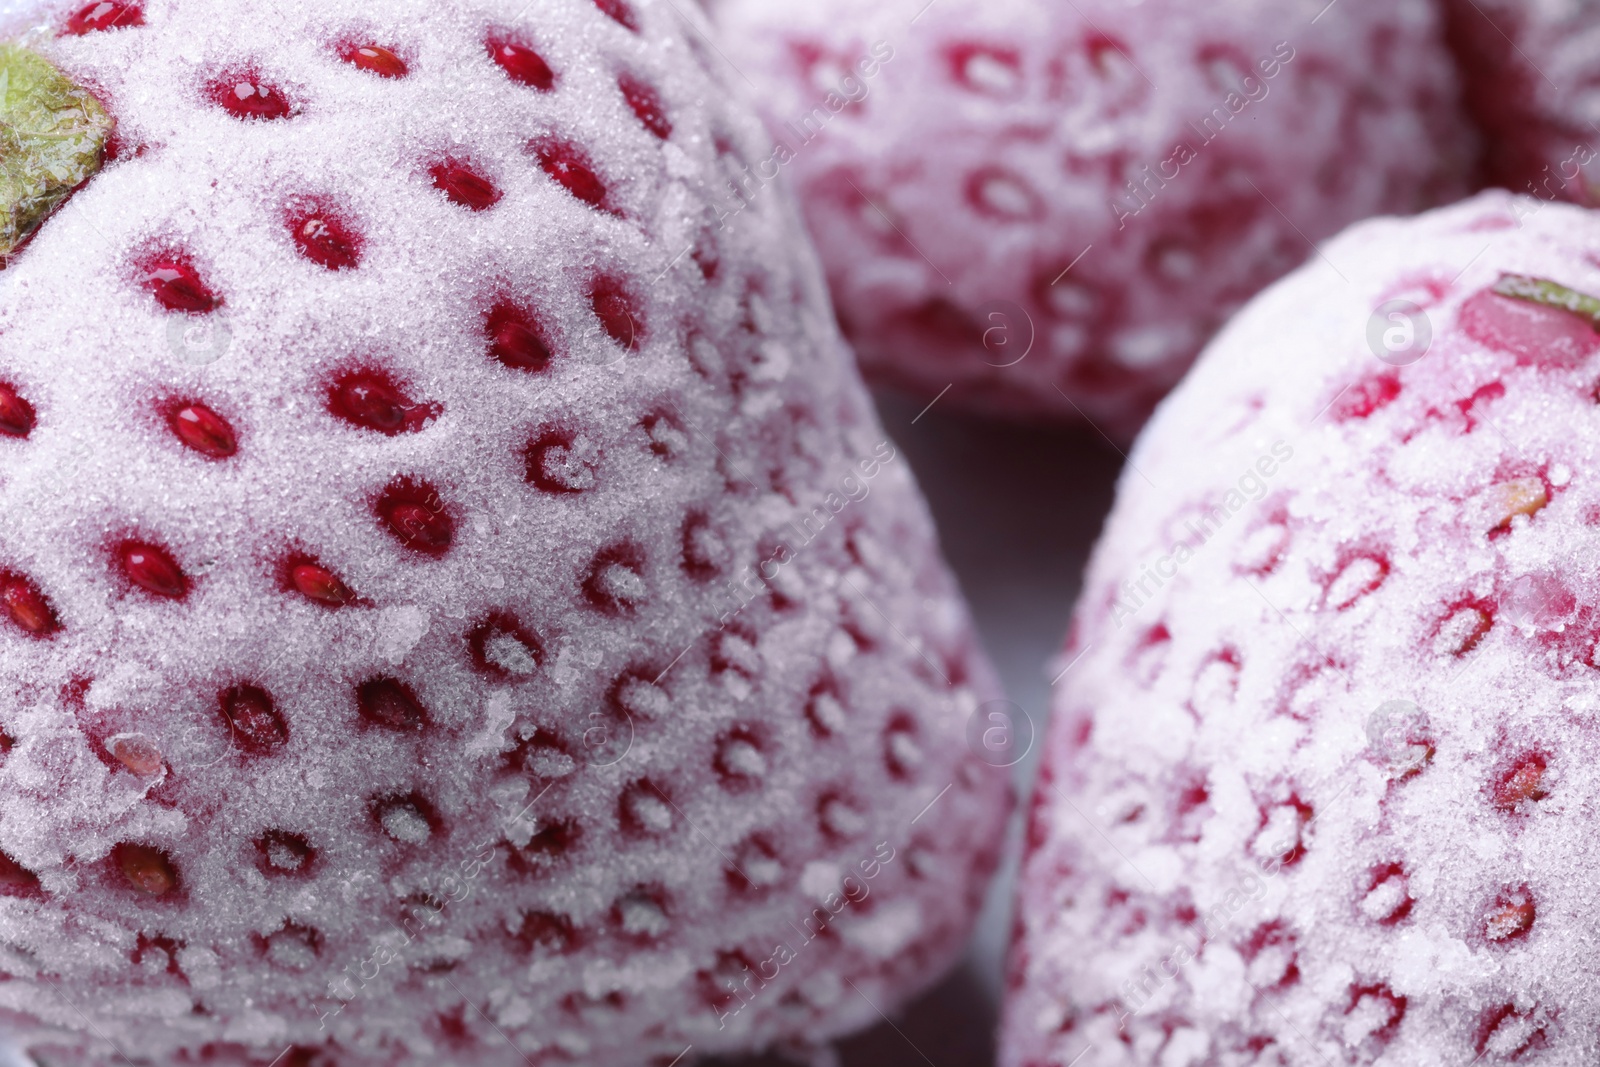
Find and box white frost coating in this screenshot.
[707,0,1472,436]
[840,897,919,957]
[1004,192,1600,1066]
[0,1,1010,1063]
[0,0,50,34]
[373,604,430,664]
[800,859,843,901]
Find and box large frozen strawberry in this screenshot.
[0,2,1009,1064]
[705,0,1472,436]
[1441,0,1600,205]
[1002,189,1600,1066]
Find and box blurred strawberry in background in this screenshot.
[705,0,1472,438]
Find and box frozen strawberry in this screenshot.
[705,0,1471,436]
[0,4,1007,1065]
[1440,0,1600,204]
[1003,190,1600,1066]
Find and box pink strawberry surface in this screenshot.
[1003,190,1600,1066]
[704,0,1472,437]
[1441,0,1600,205]
[0,1,1009,1064]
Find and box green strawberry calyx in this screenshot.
[0,42,113,260]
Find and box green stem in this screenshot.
[1493,273,1600,327]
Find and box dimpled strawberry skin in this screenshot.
[706,0,1472,437]
[1003,191,1600,1067]
[1440,0,1600,204]
[0,1,1008,1064]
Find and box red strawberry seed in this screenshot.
[220,685,289,754]
[620,74,671,139]
[114,843,177,897]
[342,44,408,78]
[468,613,543,677]
[210,73,292,120]
[289,206,362,270]
[486,303,553,372]
[1493,754,1550,810]
[431,162,501,211]
[1485,888,1536,942]
[533,141,610,212]
[591,277,642,349]
[169,402,237,459]
[256,830,314,877]
[117,541,188,599]
[357,677,427,731]
[141,257,218,313]
[329,370,436,435]
[376,482,453,556]
[488,37,555,91]
[288,560,355,607]
[594,0,639,32]
[0,383,36,438]
[64,1,143,34]
[1,573,58,636]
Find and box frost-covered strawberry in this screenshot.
[706,0,1471,436]
[1003,190,1600,1066]
[0,2,1008,1064]
[1441,0,1600,205]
